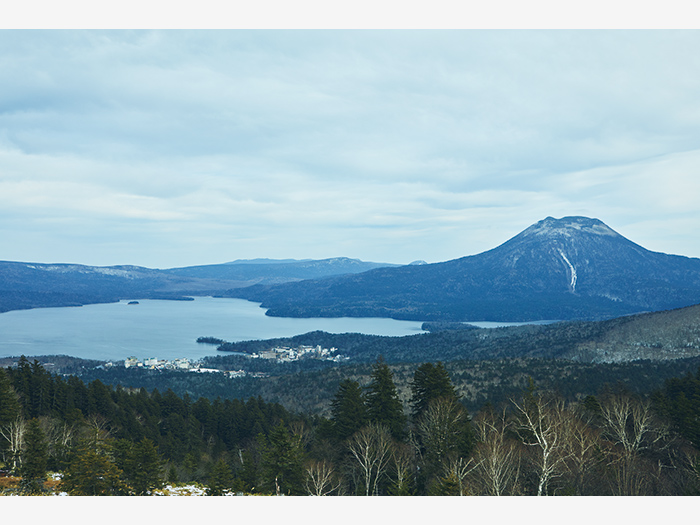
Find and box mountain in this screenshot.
[0,262,203,313]
[5,216,700,322]
[163,257,399,285]
[0,258,398,313]
[226,216,700,322]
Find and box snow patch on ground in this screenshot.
[153,484,210,496]
[152,484,242,496]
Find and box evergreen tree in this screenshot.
[409,362,459,420]
[428,471,462,496]
[166,462,179,484]
[365,357,406,440]
[330,379,368,441]
[260,424,305,495]
[182,452,201,482]
[236,447,261,493]
[113,438,163,495]
[652,367,700,448]
[19,418,48,495]
[61,442,128,496]
[0,368,20,427]
[207,458,234,496]
[409,364,473,492]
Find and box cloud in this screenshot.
[2,30,700,266]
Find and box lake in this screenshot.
[0,297,427,362]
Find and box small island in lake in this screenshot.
[196,336,226,345]
[127,301,140,305]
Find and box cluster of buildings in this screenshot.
[121,356,270,379]
[119,344,344,378]
[124,356,195,370]
[251,344,347,362]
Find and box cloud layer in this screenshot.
[2,30,700,267]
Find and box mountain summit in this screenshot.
[521,215,618,238]
[480,216,667,296]
[230,216,700,322]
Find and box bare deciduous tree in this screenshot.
[512,391,572,496]
[442,455,478,496]
[561,408,603,495]
[305,459,343,496]
[416,397,467,466]
[390,442,414,495]
[41,417,76,458]
[0,417,26,471]
[598,394,669,496]
[84,414,113,450]
[469,408,521,496]
[347,423,393,496]
[290,420,313,449]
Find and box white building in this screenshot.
[174,358,190,370]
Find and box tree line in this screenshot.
[2,355,700,495]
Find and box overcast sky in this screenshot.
[2,28,700,268]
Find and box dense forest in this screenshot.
[75,353,700,417]
[2,355,700,496]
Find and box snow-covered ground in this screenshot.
[152,484,210,496]
[1,474,238,496]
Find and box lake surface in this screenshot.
[0,297,427,362]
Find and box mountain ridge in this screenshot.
[4,216,700,322]
[0,257,399,313]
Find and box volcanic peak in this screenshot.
[520,216,619,240]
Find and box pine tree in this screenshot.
[428,471,462,496]
[261,424,305,495]
[410,363,473,492]
[237,447,261,493]
[19,418,48,495]
[330,379,368,441]
[365,357,406,441]
[409,362,459,420]
[113,438,163,495]
[60,442,128,496]
[207,458,234,496]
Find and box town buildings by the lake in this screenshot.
[120,343,346,378]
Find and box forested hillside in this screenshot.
[77,354,700,417]
[212,302,700,364]
[3,356,700,496]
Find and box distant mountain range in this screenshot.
[163,257,400,284]
[225,216,700,322]
[3,216,700,322]
[0,257,397,313]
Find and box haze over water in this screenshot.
[0,297,426,362]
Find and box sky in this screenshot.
[2,16,700,268]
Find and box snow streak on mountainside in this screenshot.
[558,250,577,292]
